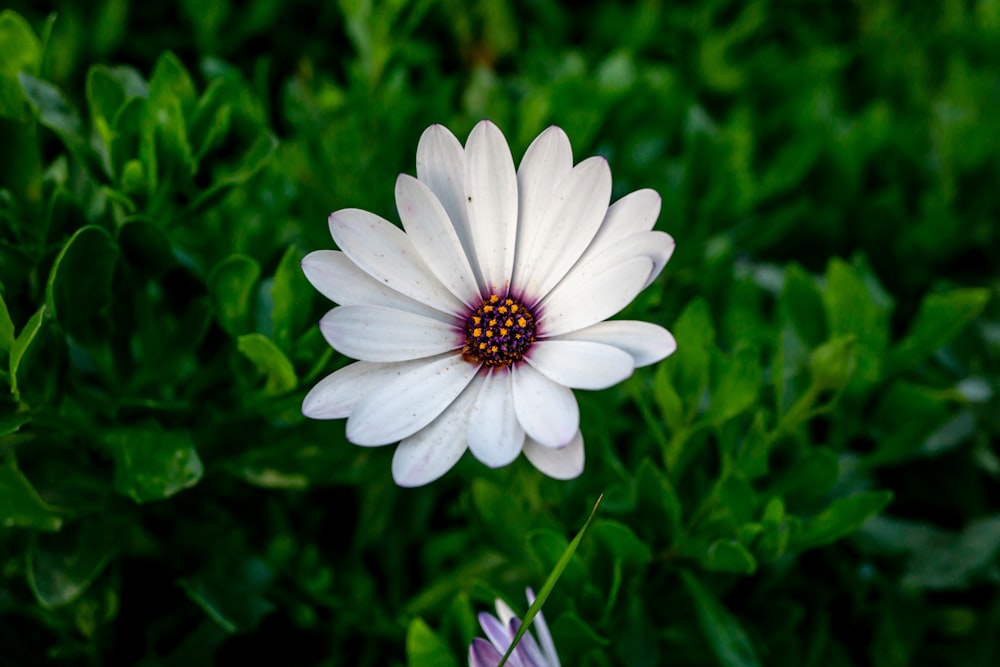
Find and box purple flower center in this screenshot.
[462,294,536,368]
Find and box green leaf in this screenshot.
[822,259,890,388]
[730,412,770,479]
[592,519,653,568]
[183,131,278,217]
[703,539,758,575]
[709,344,761,424]
[405,618,458,667]
[866,382,952,466]
[780,263,826,347]
[889,288,990,373]
[0,9,41,121]
[9,305,46,401]
[271,245,310,352]
[498,493,603,667]
[667,297,715,421]
[208,254,261,335]
[652,361,684,432]
[117,217,176,279]
[237,333,298,395]
[0,454,62,531]
[179,557,275,632]
[142,52,197,190]
[808,335,856,391]
[104,427,204,503]
[18,73,101,175]
[681,570,762,667]
[768,447,840,505]
[756,497,791,561]
[46,225,119,342]
[86,64,148,169]
[635,458,683,540]
[0,289,14,355]
[27,516,124,608]
[790,490,894,552]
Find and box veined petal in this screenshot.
[554,320,677,367]
[329,208,464,314]
[511,364,579,448]
[526,589,561,667]
[539,256,653,338]
[395,174,480,305]
[469,638,505,667]
[301,359,426,419]
[468,369,524,468]
[466,120,518,293]
[478,613,522,667]
[523,432,585,481]
[527,340,635,390]
[347,353,479,446]
[319,305,462,362]
[587,188,662,256]
[416,124,480,283]
[513,127,573,289]
[301,250,450,321]
[518,156,612,300]
[391,377,480,487]
[567,231,675,295]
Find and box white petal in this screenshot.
[301,359,427,420]
[517,156,612,300]
[513,127,573,290]
[526,340,635,390]
[494,598,517,626]
[555,320,677,367]
[395,174,480,305]
[465,120,517,293]
[523,431,585,480]
[468,369,524,468]
[301,250,450,321]
[511,363,579,448]
[328,208,464,314]
[390,377,479,486]
[588,188,662,255]
[347,353,479,446]
[539,256,653,338]
[319,305,462,362]
[569,231,675,294]
[416,125,480,285]
[526,588,561,667]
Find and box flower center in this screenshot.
[462,294,536,368]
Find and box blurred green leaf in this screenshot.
[27,516,124,608]
[681,570,761,667]
[808,335,856,391]
[46,225,118,342]
[0,290,14,355]
[902,516,1000,591]
[208,254,261,335]
[237,333,297,395]
[592,519,652,568]
[9,305,46,401]
[179,557,275,632]
[406,617,458,667]
[889,288,990,373]
[866,382,952,466]
[0,9,41,121]
[104,427,204,503]
[0,454,62,531]
[670,298,715,413]
[709,344,761,424]
[271,245,310,352]
[18,72,101,174]
[117,217,176,279]
[768,447,839,505]
[703,539,758,575]
[635,458,683,541]
[822,259,890,388]
[790,490,894,552]
[780,263,826,347]
[652,361,684,433]
[183,130,278,218]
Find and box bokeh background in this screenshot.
[1,0,999,665]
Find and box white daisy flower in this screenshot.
[301,121,676,486]
[469,588,560,667]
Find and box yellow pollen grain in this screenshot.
[479,342,487,350]
[500,328,508,336]
[485,330,494,337]
[498,306,507,314]
[505,318,513,327]
[490,345,498,353]
[489,295,499,303]
[483,305,493,313]
[473,316,481,325]
[517,317,527,327]
[510,304,519,313]
[473,328,482,337]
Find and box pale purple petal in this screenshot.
[511,364,579,448]
[526,340,635,390]
[329,208,463,314]
[301,360,426,419]
[468,369,524,468]
[523,432,585,481]
[526,589,561,667]
[554,320,677,367]
[395,174,480,305]
[469,638,505,667]
[465,120,518,294]
[347,353,479,446]
[391,377,480,486]
[539,256,653,338]
[319,305,462,362]
[301,250,449,321]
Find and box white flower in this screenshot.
[301,121,676,486]
[469,588,560,667]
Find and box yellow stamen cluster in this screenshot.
[462,294,536,367]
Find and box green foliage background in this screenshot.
[1,0,999,665]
